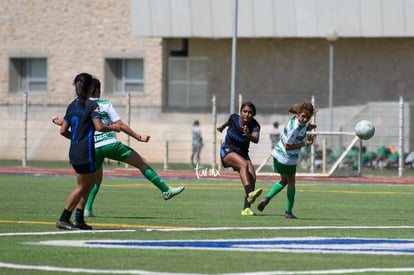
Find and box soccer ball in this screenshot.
[355,120,375,140]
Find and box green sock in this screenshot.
[85,183,100,212]
[143,166,169,192]
[266,182,285,199]
[286,187,296,213]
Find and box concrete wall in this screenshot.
[191,38,414,113]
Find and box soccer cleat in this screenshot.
[241,208,255,216]
[284,211,297,219]
[247,188,262,204]
[55,220,79,231]
[163,186,185,200]
[84,210,95,218]
[73,221,93,230]
[257,198,269,212]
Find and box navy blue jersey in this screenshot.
[63,98,101,166]
[222,114,261,159]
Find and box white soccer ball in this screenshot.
[355,120,375,140]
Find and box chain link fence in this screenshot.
[1,93,413,176]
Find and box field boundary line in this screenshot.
[2,225,414,237]
[1,262,414,275]
[1,166,414,184]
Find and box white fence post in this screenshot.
[164,140,169,170]
[22,92,28,167]
[310,96,316,173]
[398,96,404,177]
[125,93,131,169]
[212,95,217,169]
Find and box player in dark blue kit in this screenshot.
[217,102,262,216]
[56,73,120,230]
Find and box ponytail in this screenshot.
[73,73,93,105]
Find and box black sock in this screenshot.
[243,184,254,209]
[59,209,72,222]
[243,199,250,209]
[75,208,84,223]
[244,184,254,195]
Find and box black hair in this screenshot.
[73,73,93,106]
[240,102,256,116]
[91,78,101,97]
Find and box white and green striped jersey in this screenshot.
[92,98,121,148]
[272,116,308,165]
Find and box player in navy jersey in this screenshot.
[56,73,120,231]
[217,102,263,216]
[53,78,185,218]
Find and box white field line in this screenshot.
[2,226,414,274]
[1,262,414,275]
[2,225,414,237]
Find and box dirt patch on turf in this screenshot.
[1,166,413,185]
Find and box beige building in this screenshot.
[1,0,414,166]
[1,0,162,107]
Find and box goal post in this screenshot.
[256,131,364,177]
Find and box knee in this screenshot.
[238,161,249,172]
[286,179,296,187]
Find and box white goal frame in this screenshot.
[256,131,362,177]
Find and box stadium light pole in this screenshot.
[230,0,238,114]
[326,28,338,133]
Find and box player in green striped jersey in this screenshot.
[257,102,316,219]
[53,78,184,218]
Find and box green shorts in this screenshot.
[273,157,296,177]
[95,142,132,170]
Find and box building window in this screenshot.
[104,59,144,95]
[167,57,208,108]
[169,39,188,57]
[9,58,47,94]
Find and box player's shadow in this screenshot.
[256,214,349,221]
[102,216,158,220]
[102,215,195,221]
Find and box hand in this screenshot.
[305,134,316,146]
[51,115,58,123]
[52,115,63,126]
[137,134,150,142]
[307,124,317,131]
[217,122,228,133]
[242,125,250,136]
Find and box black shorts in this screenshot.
[220,144,250,168]
[72,163,96,174]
